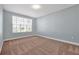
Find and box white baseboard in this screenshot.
[37,35,79,46]
[4,35,36,41]
[4,34,79,46]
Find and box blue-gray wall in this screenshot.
[3,10,36,40]
[0,6,3,49]
[36,5,79,43]
[3,5,79,44]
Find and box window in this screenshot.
[12,16,32,33]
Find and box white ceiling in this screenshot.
[3,4,75,18]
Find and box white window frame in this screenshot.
[12,16,32,33]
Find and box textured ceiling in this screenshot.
[3,4,75,18]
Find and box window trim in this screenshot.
[12,16,32,33]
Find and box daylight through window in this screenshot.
[12,16,32,33]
